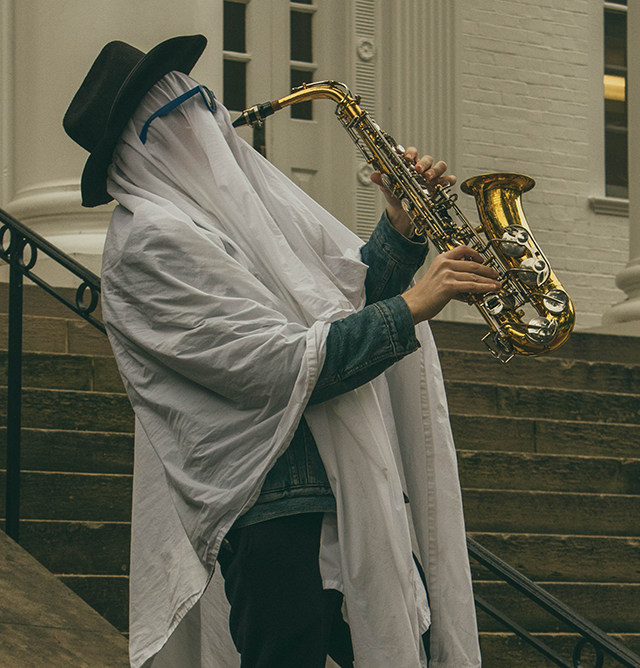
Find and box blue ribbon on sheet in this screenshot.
[139,85,217,145]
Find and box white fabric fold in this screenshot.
[306,387,430,667]
[101,71,480,668]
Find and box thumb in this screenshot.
[370,172,396,205]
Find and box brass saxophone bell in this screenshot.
[461,172,574,356]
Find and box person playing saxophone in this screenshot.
[63,34,498,668]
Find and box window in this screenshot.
[604,1,627,199]
[290,2,316,120]
[223,0,249,112]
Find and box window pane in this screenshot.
[604,8,627,198]
[290,69,313,120]
[224,59,246,111]
[224,1,246,53]
[605,10,626,71]
[293,0,313,4]
[291,11,313,62]
[605,127,628,198]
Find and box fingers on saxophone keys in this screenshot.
[404,146,419,164]
[448,244,483,263]
[453,262,501,283]
[461,281,501,296]
[445,246,501,291]
[430,160,448,179]
[452,267,501,294]
[414,154,435,175]
[438,174,457,186]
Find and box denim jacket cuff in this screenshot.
[368,211,429,268]
[372,294,420,356]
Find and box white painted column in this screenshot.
[379,0,456,175]
[602,0,640,332]
[378,0,467,322]
[0,0,222,285]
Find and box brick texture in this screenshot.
[458,0,628,329]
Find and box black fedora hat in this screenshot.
[63,34,207,208]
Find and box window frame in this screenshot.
[589,1,629,216]
[289,1,318,121]
[222,0,251,113]
[603,1,628,200]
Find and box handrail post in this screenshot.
[5,235,24,542]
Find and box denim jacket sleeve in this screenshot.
[309,213,429,405]
[361,210,429,303]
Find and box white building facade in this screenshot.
[0,0,636,333]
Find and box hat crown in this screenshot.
[62,35,207,207]
[63,41,146,153]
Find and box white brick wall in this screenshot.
[457,0,629,330]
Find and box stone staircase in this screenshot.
[0,284,134,634]
[431,321,640,667]
[0,527,129,667]
[1,286,639,667]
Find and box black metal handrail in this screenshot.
[0,207,104,543]
[0,206,638,668]
[469,537,640,668]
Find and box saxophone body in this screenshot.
[233,81,575,362]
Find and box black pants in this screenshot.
[217,513,355,668]
[218,512,430,668]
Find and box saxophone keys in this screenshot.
[518,257,550,287]
[482,332,515,364]
[543,289,570,314]
[381,174,394,189]
[526,317,559,345]
[483,294,505,316]
[483,293,516,316]
[500,225,529,257]
[501,242,527,258]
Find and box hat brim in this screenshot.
[80,34,207,207]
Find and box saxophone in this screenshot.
[233,81,575,363]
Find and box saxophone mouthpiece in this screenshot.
[232,101,276,128]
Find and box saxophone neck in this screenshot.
[232,80,359,128]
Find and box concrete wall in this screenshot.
[455,0,628,330]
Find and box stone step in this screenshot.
[0,427,133,474]
[0,387,134,433]
[17,522,640,585]
[0,529,129,668]
[0,282,103,321]
[468,532,640,583]
[457,451,640,495]
[13,520,130,576]
[59,575,128,634]
[478,632,640,668]
[0,313,112,355]
[439,349,640,394]
[0,350,122,392]
[474,581,640,634]
[451,415,640,458]
[446,380,640,424]
[0,470,132,522]
[55,576,640,640]
[430,320,640,365]
[462,489,640,536]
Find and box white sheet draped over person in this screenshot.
[101,70,481,668]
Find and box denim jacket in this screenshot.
[234,213,429,527]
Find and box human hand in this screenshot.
[370,146,457,238]
[401,245,501,323]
